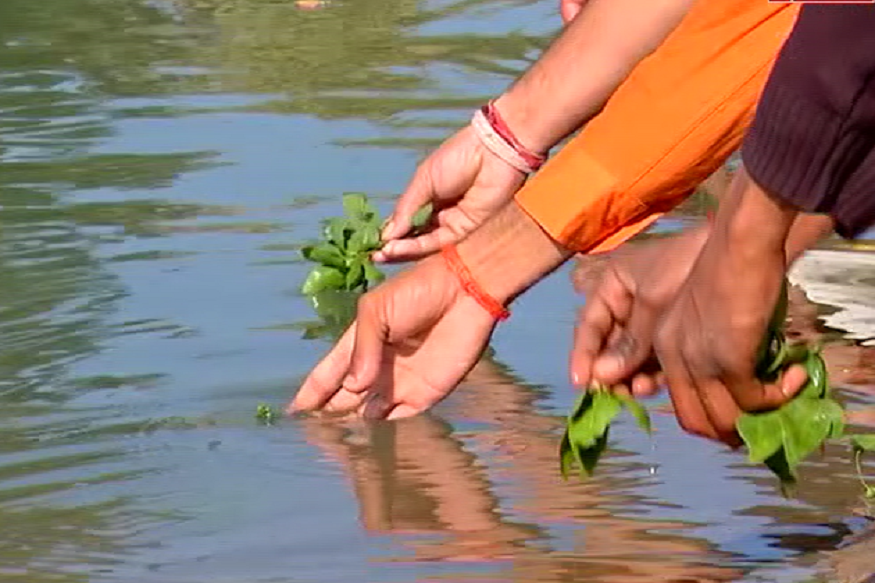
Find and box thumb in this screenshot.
[373,226,457,263]
[342,297,386,393]
[384,168,434,242]
[592,309,656,385]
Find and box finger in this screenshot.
[361,393,396,420]
[655,332,720,441]
[692,376,743,446]
[592,304,658,386]
[342,295,386,393]
[726,362,808,413]
[631,374,658,398]
[383,168,434,241]
[372,227,456,263]
[288,325,356,413]
[322,387,369,415]
[560,0,585,23]
[570,269,633,386]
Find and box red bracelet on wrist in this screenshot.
[441,244,511,322]
[481,100,546,170]
[469,100,547,174]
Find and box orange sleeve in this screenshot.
[515,0,799,254]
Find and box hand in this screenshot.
[650,231,808,445]
[374,126,526,264]
[288,254,497,419]
[570,227,709,395]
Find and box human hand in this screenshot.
[651,236,808,445]
[570,227,709,395]
[288,253,498,419]
[374,125,526,263]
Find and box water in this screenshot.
[2,0,875,581]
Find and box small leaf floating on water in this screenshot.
[256,404,278,425]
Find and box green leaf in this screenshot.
[301,243,345,268]
[764,447,797,488]
[618,394,651,434]
[345,258,364,291]
[780,398,832,469]
[411,203,433,230]
[301,265,345,295]
[737,410,783,463]
[851,434,875,452]
[568,391,593,424]
[559,432,574,480]
[347,223,381,254]
[567,391,621,450]
[325,217,351,250]
[342,192,378,222]
[575,429,610,477]
[800,352,829,399]
[362,258,384,287]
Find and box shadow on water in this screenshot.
[2,0,875,581]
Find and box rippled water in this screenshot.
[2,0,875,581]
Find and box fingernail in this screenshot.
[572,371,581,386]
[341,374,357,391]
[381,219,395,240]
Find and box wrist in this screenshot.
[453,201,572,307]
[491,93,557,155]
[716,172,797,260]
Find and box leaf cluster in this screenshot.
[734,279,875,498]
[300,192,433,295]
[300,193,387,295]
[256,403,278,425]
[559,384,651,479]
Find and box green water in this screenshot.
[1,0,874,581]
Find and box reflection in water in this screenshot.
[170,0,553,150]
[303,352,748,581]
[0,1,224,580]
[2,0,875,580]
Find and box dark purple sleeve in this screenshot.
[741,4,875,238]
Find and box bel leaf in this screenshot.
[301,243,345,269]
[342,192,378,222]
[345,258,364,290]
[618,394,652,434]
[301,265,345,295]
[411,203,433,230]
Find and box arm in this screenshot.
[494,0,695,154]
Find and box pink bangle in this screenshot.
[482,101,546,170]
[470,102,546,174]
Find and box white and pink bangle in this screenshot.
[470,100,547,174]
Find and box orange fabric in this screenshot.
[515,0,800,254]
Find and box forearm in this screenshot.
[455,201,573,305]
[494,0,695,153]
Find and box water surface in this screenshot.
[2,0,875,581]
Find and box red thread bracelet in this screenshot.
[441,244,511,321]
[481,101,546,171]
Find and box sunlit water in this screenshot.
[2,1,875,581]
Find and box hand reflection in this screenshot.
[300,347,744,581]
[299,412,538,562]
